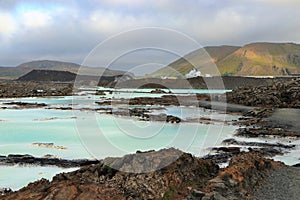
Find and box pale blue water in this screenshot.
[0,109,90,159]
[0,96,95,106]
[98,87,231,99]
[0,108,236,159]
[97,87,231,94]
[0,90,237,190]
[0,166,78,190]
[75,113,237,159]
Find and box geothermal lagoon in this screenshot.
[0,88,298,190]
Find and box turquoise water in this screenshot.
[0,90,237,190]
[0,96,95,106]
[0,109,90,159]
[97,87,231,94]
[75,113,237,159]
[0,166,78,190]
[0,108,236,159]
[76,87,232,99]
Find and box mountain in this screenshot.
[17,69,77,82]
[16,69,133,86]
[218,42,300,76]
[150,42,300,77]
[0,60,128,80]
[150,45,239,77]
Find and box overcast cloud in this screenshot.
[0,0,300,72]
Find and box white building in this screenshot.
[185,68,202,78]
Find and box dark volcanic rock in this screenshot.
[212,147,241,153]
[166,115,181,123]
[129,95,181,106]
[3,102,47,108]
[115,76,296,90]
[95,90,106,95]
[222,138,296,149]
[17,70,77,82]
[0,81,73,98]
[198,152,284,200]
[235,127,300,138]
[203,151,241,165]
[2,149,287,200]
[127,108,182,123]
[0,154,99,168]
[2,149,219,200]
[150,89,168,94]
[128,94,210,106]
[227,78,300,108]
[0,188,12,196]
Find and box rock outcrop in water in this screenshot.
[0,154,98,168]
[3,102,47,108]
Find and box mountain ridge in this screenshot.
[0,60,128,80]
[2,42,300,80]
[150,42,300,77]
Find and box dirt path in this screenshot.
[252,167,300,200]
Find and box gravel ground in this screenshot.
[252,167,300,200]
[267,109,300,132]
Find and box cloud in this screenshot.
[254,0,300,4]
[0,0,299,72]
[88,10,140,34]
[0,12,17,42]
[22,10,52,28]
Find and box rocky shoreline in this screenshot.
[106,76,296,90]
[0,76,298,99]
[227,78,300,108]
[0,149,287,200]
[0,81,72,98]
[202,107,300,169]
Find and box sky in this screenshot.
[1,0,300,73]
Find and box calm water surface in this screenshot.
[0,89,238,190]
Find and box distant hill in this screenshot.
[150,42,300,77]
[17,69,134,86]
[0,60,128,80]
[17,60,80,69]
[17,70,77,82]
[150,46,239,77]
[218,43,300,76]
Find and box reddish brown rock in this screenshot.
[197,152,284,200]
[1,150,286,200]
[2,148,218,200]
